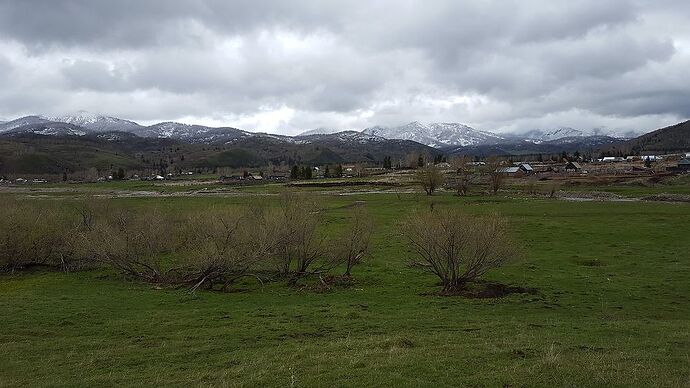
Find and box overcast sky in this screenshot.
[0,0,689,135]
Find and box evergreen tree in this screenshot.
[382,156,392,169]
[290,165,299,179]
[303,166,313,179]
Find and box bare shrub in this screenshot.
[524,179,539,196]
[269,193,326,282]
[0,200,73,272]
[485,156,505,195]
[545,182,562,198]
[403,208,517,292]
[179,207,277,291]
[83,207,172,282]
[415,165,445,196]
[329,206,374,277]
[452,156,474,196]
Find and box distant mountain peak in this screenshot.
[41,111,143,133]
[362,121,503,147]
[298,127,343,136]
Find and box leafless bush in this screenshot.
[452,156,474,196]
[524,179,539,195]
[485,156,505,195]
[178,207,277,291]
[0,200,77,272]
[329,206,374,277]
[82,207,172,282]
[403,208,517,292]
[269,192,326,283]
[545,182,562,198]
[415,165,445,195]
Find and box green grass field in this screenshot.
[1,187,689,386]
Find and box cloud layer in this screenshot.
[0,0,688,134]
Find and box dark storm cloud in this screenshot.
[0,0,688,133]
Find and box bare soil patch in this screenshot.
[424,280,538,298]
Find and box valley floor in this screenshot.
[1,186,689,386]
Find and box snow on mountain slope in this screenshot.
[298,128,344,136]
[4,122,87,137]
[141,122,248,142]
[0,116,54,133]
[522,127,641,143]
[43,111,143,133]
[297,130,387,144]
[362,121,504,147]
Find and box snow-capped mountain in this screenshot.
[0,112,649,151]
[522,127,585,142]
[297,130,387,144]
[522,127,642,143]
[362,121,505,147]
[3,122,87,137]
[298,128,344,136]
[0,115,54,132]
[141,122,248,143]
[43,111,143,133]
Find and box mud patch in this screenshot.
[641,193,690,203]
[428,280,538,298]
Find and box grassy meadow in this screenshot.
[0,185,689,386]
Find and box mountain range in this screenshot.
[1,111,687,176]
[0,111,645,149]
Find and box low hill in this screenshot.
[624,120,690,154]
[0,130,437,176]
[445,136,622,157]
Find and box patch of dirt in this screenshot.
[558,191,635,202]
[433,280,538,299]
[641,193,690,203]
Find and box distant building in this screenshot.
[435,162,452,169]
[641,155,662,161]
[342,165,356,176]
[677,158,690,171]
[564,161,582,172]
[497,166,520,174]
[518,163,534,173]
[666,159,690,173]
[497,163,533,176]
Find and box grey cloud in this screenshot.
[0,0,688,133]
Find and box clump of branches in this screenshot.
[0,199,82,272]
[452,156,476,196]
[265,193,376,287]
[403,208,518,293]
[545,182,562,198]
[1,194,375,292]
[415,165,445,195]
[177,206,276,291]
[485,156,505,195]
[329,206,374,277]
[82,206,173,282]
